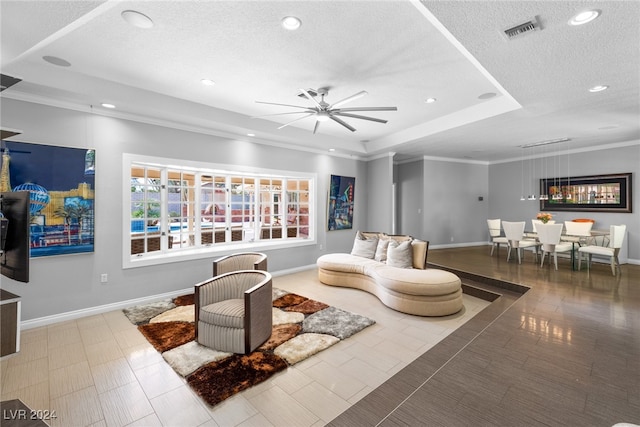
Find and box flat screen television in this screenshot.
[1,191,30,283]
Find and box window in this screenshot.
[124,154,315,268]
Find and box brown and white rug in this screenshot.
[123,288,375,407]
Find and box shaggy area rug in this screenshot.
[138,321,195,353]
[123,299,175,325]
[123,288,375,407]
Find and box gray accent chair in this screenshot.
[212,252,267,276]
[194,252,268,345]
[195,270,273,354]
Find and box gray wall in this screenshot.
[396,158,489,245]
[365,154,394,233]
[396,159,423,238]
[393,144,639,261]
[0,98,368,321]
[489,143,640,262]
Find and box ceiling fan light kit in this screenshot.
[254,87,397,134]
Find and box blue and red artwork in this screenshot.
[0,141,95,257]
[328,175,355,231]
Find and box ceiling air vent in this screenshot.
[503,17,541,40]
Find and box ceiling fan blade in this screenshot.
[332,112,388,124]
[252,110,315,118]
[277,113,315,129]
[329,90,368,109]
[329,115,356,132]
[332,106,398,112]
[313,121,320,134]
[255,100,311,109]
[299,88,323,109]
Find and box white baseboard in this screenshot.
[270,264,316,277]
[20,264,318,330]
[21,287,194,330]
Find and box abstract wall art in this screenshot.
[328,174,355,230]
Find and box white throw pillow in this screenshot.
[375,238,390,262]
[351,235,378,259]
[386,240,413,268]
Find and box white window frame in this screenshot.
[122,153,316,269]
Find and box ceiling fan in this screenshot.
[253,88,397,134]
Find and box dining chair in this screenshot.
[578,224,627,275]
[537,223,573,270]
[563,221,594,246]
[487,219,509,256]
[503,221,540,264]
[531,219,555,233]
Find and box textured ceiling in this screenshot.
[1,0,638,162]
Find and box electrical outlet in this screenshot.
[319,244,323,250]
[100,273,108,283]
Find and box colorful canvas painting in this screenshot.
[328,175,355,230]
[0,141,95,257]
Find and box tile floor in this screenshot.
[0,268,489,427]
[331,247,640,426]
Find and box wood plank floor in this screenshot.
[329,246,640,427]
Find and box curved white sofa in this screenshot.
[317,234,463,316]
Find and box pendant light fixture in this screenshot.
[527,147,536,200]
[552,141,562,200]
[565,139,572,200]
[539,144,549,200]
[520,147,526,201]
[519,137,571,201]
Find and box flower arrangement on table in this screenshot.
[536,212,553,224]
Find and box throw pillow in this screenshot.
[375,238,390,262]
[386,240,413,268]
[351,235,378,259]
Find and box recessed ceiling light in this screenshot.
[328,148,336,152]
[121,10,154,29]
[101,103,116,109]
[42,56,71,67]
[478,92,497,100]
[589,85,609,92]
[201,79,215,86]
[424,98,437,104]
[569,9,601,26]
[247,133,255,137]
[281,16,301,30]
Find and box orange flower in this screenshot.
[536,212,553,223]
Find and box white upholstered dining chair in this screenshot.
[578,224,627,275]
[537,223,573,270]
[503,221,540,264]
[487,219,509,256]
[563,221,594,246]
[531,219,555,233]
